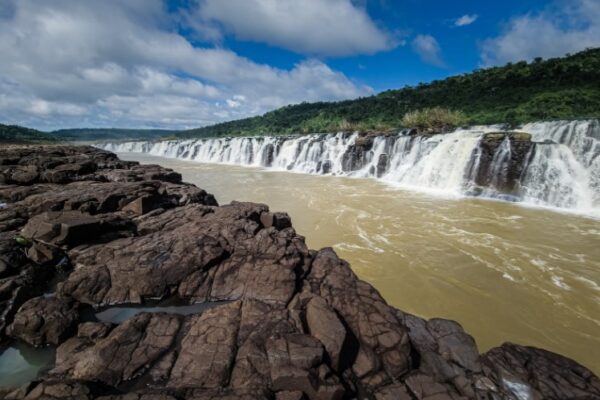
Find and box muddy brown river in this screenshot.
[119,152,600,374]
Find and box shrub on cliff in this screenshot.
[401,107,467,133]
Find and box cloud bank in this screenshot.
[192,0,395,56]
[0,0,373,130]
[481,0,600,66]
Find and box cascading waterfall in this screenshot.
[520,120,600,213]
[100,120,600,217]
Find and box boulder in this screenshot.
[7,296,79,346]
[305,296,346,371]
[21,211,100,247]
[482,343,600,399]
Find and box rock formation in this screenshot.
[0,145,598,400]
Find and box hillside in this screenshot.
[0,124,59,144]
[179,48,600,138]
[52,128,178,141]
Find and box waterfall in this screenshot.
[99,120,600,217]
[520,120,599,214]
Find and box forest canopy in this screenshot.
[179,48,600,138]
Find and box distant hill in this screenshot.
[0,124,58,144]
[52,128,178,141]
[179,47,600,138]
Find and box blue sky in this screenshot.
[0,0,598,130]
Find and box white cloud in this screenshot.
[481,0,600,66]
[411,34,445,67]
[191,0,395,56]
[0,0,372,130]
[455,14,478,27]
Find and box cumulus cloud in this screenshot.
[481,0,600,66]
[0,0,372,130]
[411,34,445,67]
[455,14,478,27]
[190,0,394,56]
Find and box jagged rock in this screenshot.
[305,296,346,371]
[376,153,389,177]
[76,321,113,341]
[354,135,375,151]
[426,319,481,373]
[59,202,306,307]
[467,131,533,196]
[482,343,600,400]
[2,381,95,400]
[303,248,411,389]
[260,211,293,230]
[52,312,180,386]
[7,296,79,346]
[21,211,101,246]
[267,334,344,400]
[0,230,53,343]
[167,302,241,388]
[341,145,368,172]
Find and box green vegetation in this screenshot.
[0,124,58,144]
[401,107,467,133]
[179,48,600,138]
[52,128,177,141]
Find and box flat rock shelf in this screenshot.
[0,145,598,400]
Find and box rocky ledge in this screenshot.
[0,145,598,400]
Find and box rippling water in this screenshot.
[118,152,600,374]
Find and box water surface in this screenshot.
[0,344,55,388]
[119,152,600,374]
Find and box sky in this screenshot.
[0,0,599,131]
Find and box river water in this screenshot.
[118,152,600,374]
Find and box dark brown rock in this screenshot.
[466,131,533,196]
[376,153,389,177]
[167,301,241,388]
[304,248,411,388]
[305,296,346,371]
[482,343,600,400]
[7,296,79,346]
[51,312,180,386]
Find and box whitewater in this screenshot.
[100,119,600,218]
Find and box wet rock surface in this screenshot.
[467,132,534,196]
[0,145,598,400]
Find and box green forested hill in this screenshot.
[52,128,177,141]
[0,124,58,144]
[179,48,600,138]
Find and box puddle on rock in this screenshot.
[95,301,229,323]
[0,343,55,388]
